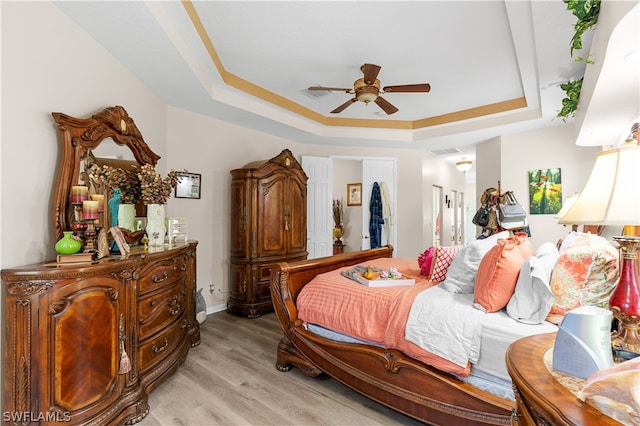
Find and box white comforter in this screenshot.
[405,285,485,368]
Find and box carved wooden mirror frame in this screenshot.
[52,106,160,240]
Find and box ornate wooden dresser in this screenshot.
[3,242,200,425]
[228,149,308,318]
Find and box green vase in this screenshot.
[55,231,82,254]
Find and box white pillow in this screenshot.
[441,231,510,294]
[506,242,559,324]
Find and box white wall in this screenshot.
[500,126,600,248]
[1,1,167,269]
[476,126,601,248]
[1,1,588,316]
[332,159,362,252]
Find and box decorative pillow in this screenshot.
[429,245,463,282]
[546,233,619,324]
[506,242,559,323]
[473,233,536,313]
[441,231,510,294]
[417,246,436,276]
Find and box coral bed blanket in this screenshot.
[297,257,472,377]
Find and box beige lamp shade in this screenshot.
[555,192,580,220]
[560,144,640,226]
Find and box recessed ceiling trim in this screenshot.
[183,1,529,133]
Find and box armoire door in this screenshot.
[287,175,307,255]
[256,172,288,258]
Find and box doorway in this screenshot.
[302,155,397,258]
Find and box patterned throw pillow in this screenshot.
[417,246,436,276]
[546,233,619,324]
[430,246,463,283]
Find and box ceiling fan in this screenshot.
[308,63,431,115]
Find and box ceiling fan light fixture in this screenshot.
[354,78,380,103]
[456,160,473,172]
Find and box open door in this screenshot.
[361,159,396,252]
[302,156,333,259]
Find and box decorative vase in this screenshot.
[333,226,344,244]
[55,231,82,255]
[146,203,166,246]
[118,203,136,231]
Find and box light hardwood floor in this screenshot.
[138,311,424,426]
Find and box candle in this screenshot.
[82,200,99,220]
[90,194,105,212]
[71,186,89,204]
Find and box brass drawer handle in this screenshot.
[170,304,181,315]
[152,271,168,283]
[152,338,169,353]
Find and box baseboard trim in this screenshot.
[207,303,226,314]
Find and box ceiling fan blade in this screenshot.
[383,83,431,93]
[374,96,398,115]
[308,86,352,92]
[361,63,381,85]
[330,98,357,114]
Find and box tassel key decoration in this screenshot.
[118,313,131,374]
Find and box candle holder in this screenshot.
[83,220,98,253]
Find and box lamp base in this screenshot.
[611,307,640,361]
[610,236,640,360]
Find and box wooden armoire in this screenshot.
[228,149,308,318]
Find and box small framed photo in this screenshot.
[109,226,130,257]
[347,183,362,206]
[175,172,201,199]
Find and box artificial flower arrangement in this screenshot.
[87,163,141,204]
[108,167,141,204]
[137,164,180,205]
[332,199,343,227]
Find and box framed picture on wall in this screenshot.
[175,172,201,199]
[347,183,362,206]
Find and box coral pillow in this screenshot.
[429,246,463,282]
[417,246,436,276]
[442,231,510,294]
[546,233,619,324]
[473,233,535,313]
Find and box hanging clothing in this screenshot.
[369,182,385,249]
[379,181,392,243]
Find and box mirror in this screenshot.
[52,106,160,240]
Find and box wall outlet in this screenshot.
[209,284,215,294]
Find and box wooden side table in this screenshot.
[506,333,623,425]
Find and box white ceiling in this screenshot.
[54,1,609,168]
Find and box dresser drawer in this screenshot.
[138,312,188,374]
[138,280,187,341]
[137,255,187,294]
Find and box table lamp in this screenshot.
[555,192,580,232]
[559,139,640,359]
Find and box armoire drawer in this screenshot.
[138,280,187,341]
[137,255,187,294]
[138,311,188,373]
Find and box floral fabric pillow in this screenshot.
[429,246,463,283]
[546,233,619,324]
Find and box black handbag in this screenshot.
[472,206,490,227]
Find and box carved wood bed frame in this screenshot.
[270,246,513,425]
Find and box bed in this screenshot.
[269,245,558,425]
